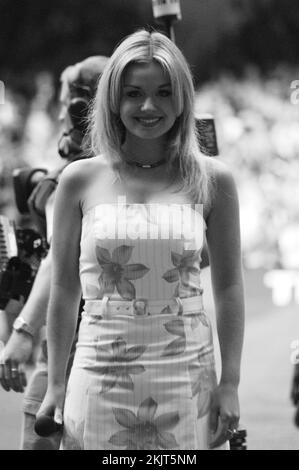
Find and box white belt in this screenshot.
[84,295,204,317]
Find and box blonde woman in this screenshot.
[38,30,244,450]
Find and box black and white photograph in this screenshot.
[0,0,299,452]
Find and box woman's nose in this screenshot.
[141,96,156,111]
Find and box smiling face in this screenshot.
[119,61,178,144]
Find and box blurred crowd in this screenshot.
[196,65,299,270]
[1,64,299,270]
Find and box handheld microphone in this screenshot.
[34,415,63,437]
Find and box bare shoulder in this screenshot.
[58,155,108,206]
[205,157,238,205]
[204,156,235,185]
[60,155,107,184]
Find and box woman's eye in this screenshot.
[158,90,172,97]
[126,90,141,98]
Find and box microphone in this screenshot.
[34,415,63,437]
[152,0,182,22]
[151,0,182,42]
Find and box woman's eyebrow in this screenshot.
[123,83,171,88]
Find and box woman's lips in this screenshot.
[135,117,162,127]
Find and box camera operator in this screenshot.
[0,55,108,450]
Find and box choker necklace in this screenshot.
[125,158,167,169]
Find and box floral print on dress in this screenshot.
[109,397,180,450]
[62,204,221,450]
[96,336,147,393]
[62,417,84,450]
[162,318,186,356]
[162,250,203,298]
[88,245,150,300]
[189,311,209,330]
[159,304,174,315]
[188,344,217,419]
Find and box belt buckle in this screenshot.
[132,298,148,316]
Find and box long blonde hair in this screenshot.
[89,29,215,206]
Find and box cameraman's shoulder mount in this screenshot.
[28,164,67,217]
[13,164,67,243]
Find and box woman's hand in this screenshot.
[209,382,240,449]
[0,330,32,392]
[37,384,66,426]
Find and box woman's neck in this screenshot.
[122,135,166,164]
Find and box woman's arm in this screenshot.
[38,162,83,421]
[205,160,245,448]
[0,253,51,393]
